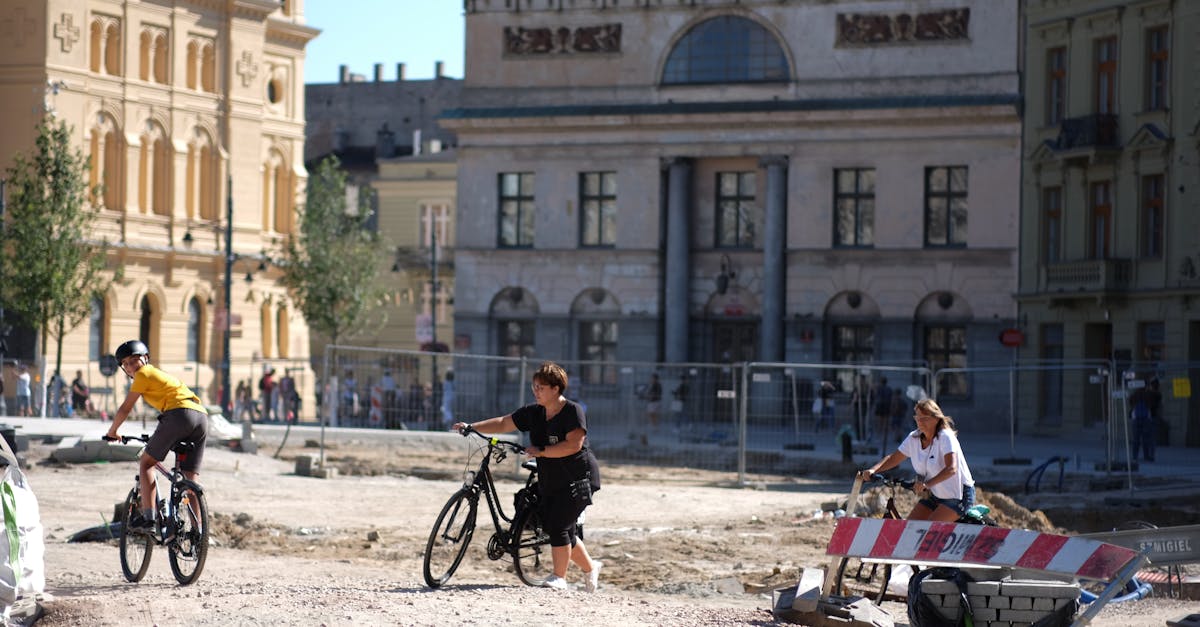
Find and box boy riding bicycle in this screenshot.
[104,340,208,533]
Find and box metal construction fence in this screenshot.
[314,346,1195,482]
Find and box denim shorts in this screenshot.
[919,484,976,516]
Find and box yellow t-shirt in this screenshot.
[131,364,205,414]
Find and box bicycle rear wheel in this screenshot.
[834,557,891,604]
[167,482,209,585]
[118,487,153,582]
[423,489,477,588]
[512,506,552,586]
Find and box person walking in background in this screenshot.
[258,367,276,422]
[278,371,297,422]
[857,398,977,521]
[71,369,91,417]
[440,370,455,429]
[814,380,835,432]
[1129,377,1162,463]
[638,373,662,445]
[872,377,893,446]
[15,364,32,417]
[671,373,691,432]
[452,361,602,592]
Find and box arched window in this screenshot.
[186,128,217,220]
[276,307,290,358]
[90,113,125,210]
[186,298,201,362]
[201,43,216,92]
[90,20,103,73]
[139,122,171,215]
[139,31,151,81]
[260,302,274,359]
[262,149,292,233]
[104,22,121,75]
[186,40,198,89]
[89,296,106,361]
[153,32,168,84]
[571,289,620,385]
[662,16,789,85]
[139,295,154,357]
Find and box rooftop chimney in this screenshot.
[396,63,406,81]
[374,63,383,82]
[435,60,444,79]
[338,64,349,84]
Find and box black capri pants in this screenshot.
[540,487,589,548]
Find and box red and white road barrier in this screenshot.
[827,518,1140,581]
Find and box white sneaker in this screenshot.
[542,575,568,590]
[584,561,603,593]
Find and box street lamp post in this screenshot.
[221,174,234,418]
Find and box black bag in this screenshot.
[569,474,593,507]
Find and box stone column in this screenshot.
[760,156,788,362]
[665,158,692,364]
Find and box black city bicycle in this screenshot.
[104,434,210,585]
[835,473,995,604]
[422,426,551,588]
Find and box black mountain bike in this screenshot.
[422,426,552,588]
[104,434,210,585]
[835,473,996,604]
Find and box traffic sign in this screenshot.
[998,328,1024,347]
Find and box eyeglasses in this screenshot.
[913,412,936,421]
[530,383,549,393]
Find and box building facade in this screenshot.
[1018,0,1200,445]
[0,0,317,413]
[446,0,1022,431]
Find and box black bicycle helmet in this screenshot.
[114,340,149,362]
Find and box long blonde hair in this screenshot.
[915,398,956,434]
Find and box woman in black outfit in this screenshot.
[453,362,602,591]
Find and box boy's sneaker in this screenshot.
[585,561,603,593]
[126,512,155,535]
[542,575,568,590]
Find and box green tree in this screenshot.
[281,155,387,347]
[0,117,110,408]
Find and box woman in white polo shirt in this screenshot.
[858,398,976,521]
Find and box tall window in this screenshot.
[662,16,789,85]
[1094,37,1117,114]
[1042,186,1062,263]
[579,321,618,385]
[277,307,290,359]
[1138,321,1165,362]
[186,298,200,362]
[834,168,875,247]
[1141,174,1164,258]
[924,166,968,247]
[579,172,617,247]
[1145,27,1169,111]
[832,325,874,393]
[1046,47,1067,125]
[89,297,106,361]
[260,303,273,359]
[498,173,535,248]
[715,171,759,248]
[926,325,968,396]
[420,203,452,249]
[1089,181,1112,259]
[1039,324,1064,424]
[498,320,535,383]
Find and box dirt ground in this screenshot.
[19,437,1198,626]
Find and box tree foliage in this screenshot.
[0,116,109,373]
[280,155,386,346]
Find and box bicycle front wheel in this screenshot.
[167,481,209,585]
[423,489,478,588]
[118,487,153,582]
[834,556,891,604]
[512,506,552,587]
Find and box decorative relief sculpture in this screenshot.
[837,8,969,46]
[504,23,621,55]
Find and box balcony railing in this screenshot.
[1044,258,1132,292]
[1053,114,1119,151]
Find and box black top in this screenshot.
[511,400,601,496]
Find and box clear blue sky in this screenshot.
[303,2,465,84]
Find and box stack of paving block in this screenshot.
[919,577,1079,626]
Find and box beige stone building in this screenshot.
[0,0,317,415]
[446,0,1023,430]
[1018,0,1200,446]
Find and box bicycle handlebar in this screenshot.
[102,434,150,445]
[457,425,526,454]
[867,473,916,491]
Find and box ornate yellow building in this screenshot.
[0,0,317,414]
